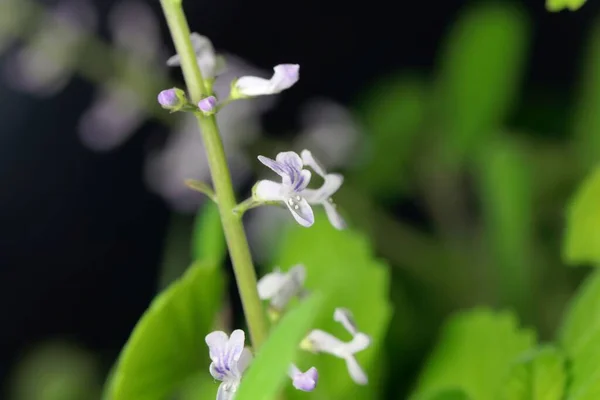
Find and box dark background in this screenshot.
[0,0,596,395]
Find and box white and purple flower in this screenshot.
[167,32,225,80]
[257,264,307,312]
[301,308,371,385]
[254,151,314,227]
[206,329,253,400]
[233,64,300,98]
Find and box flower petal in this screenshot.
[210,362,226,380]
[285,196,314,227]
[302,173,343,203]
[291,366,318,392]
[270,64,300,93]
[293,169,311,192]
[333,308,358,335]
[275,151,303,171]
[257,155,288,178]
[236,347,253,375]
[304,329,345,357]
[255,180,284,201]
[269,265,307,310]
[345,332,371,355]
[344,355,368,385]
[235,76,273,97]
[300,149,326,177]
[323,201,347,230]
[206,331,229,362]
[257,269,286,299]
[226,329,246,366]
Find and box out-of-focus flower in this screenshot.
[301,308,371,385]
[301,150,346,230]
[198,96,217,114]
[205,329,252,400]
[254,151,314,227]
[232,64,300,98]
[288,364,318,392]
[166,33,225,80]
[294,99,362,170]
[257,264,307,312]
[3,0,97,96]
[78,0,167,151]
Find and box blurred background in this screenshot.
[1,0,598,398]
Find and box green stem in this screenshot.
[159,0,268,348]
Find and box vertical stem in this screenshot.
[160,0,268,348]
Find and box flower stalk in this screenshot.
[159,0,268,349]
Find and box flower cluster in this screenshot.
[206,266,371,399]
[160,32,362,400]
[157,32,300,114]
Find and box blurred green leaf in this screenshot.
[476,137,533,314]
[572,18,600,170]
[192,201,226,265]
[236,293,325,400]
[546,0,587,11]
[559,269,600,399]
[410,309,536,400]
[434,3,529,163]
[354,74,427,199]
[157,214,194,291]
[501,346,566,400]
[9,341,101,400]
[423,389,472,400]
[273,213,393,400]
[108,260,225,400]
[563,167,600,266]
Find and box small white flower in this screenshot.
[300,150,346,229]
[166,32,225,79]
[257,264,307,311]
[301,308,371,385]
[233,64,299,97]
[288,364,318,392]
[206,329,253,400]
[254,151,314,227]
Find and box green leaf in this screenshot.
[235,293,325,400]
[274,213,393,400]
[421,388,472,400]
[410,309,536,400]
[354,74,427,200]
[433,3,529,163]
[546,0,587,11]
[501,346,566,400]
[476,137,533,314]
[559,269,600,399]
[192,201,226,265]
[572,19,600,170]
[563,167,600,266]
[108,260,225,400]
[157,214,194,291]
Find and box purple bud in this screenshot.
[158,88,180,108]
[292,367,318,392]
[198,96,217,114]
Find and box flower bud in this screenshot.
[157,88,186,111]
[198,96,217,115]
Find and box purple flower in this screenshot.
[254,151,314,227]
[206,329,253,400]
[198,96,217,114]
[157,88,179,108]
[289,364,318,392]
[233,64,300,97]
